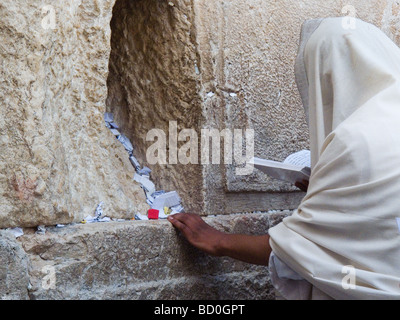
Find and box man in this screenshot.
[169,17,400,299]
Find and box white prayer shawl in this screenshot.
[269,17,400,300]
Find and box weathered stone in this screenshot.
[0,0,148,228]
[2,0,400,228]
[0,231,30,300]
[106,0,204,214]
[19,212,285,300]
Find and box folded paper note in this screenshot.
[151,191,181,212]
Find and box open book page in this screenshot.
[252,150,311,184]
[283,150,311,168]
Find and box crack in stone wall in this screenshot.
[0,0,148,229]
[106,0,204,213]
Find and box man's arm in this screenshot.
[167,213,271,266]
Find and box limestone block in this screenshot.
[20,212,287,300]
[0,0,148,228]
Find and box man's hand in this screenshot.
[167,213,225,256]
[168,213,271,266]
[295,179,309,192]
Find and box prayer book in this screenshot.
[251,150,311,184]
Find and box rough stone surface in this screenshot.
[18,212,286,300]
[0,0,148,229]
[2,0,400,226]
[0,230,30,300]
[106,0,204,213]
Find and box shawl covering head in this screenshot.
[268,17,400,299]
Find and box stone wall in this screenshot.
[106,0,204,214]
[2,0,400,227]
[4,212,286,300]
[0,0,148,229]
[1,0,400,300]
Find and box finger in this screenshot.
[295,182,307,192]
[168,215,193,238]
[170,213,190,223]
[295,181,304,189]
[171,213,202,229]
